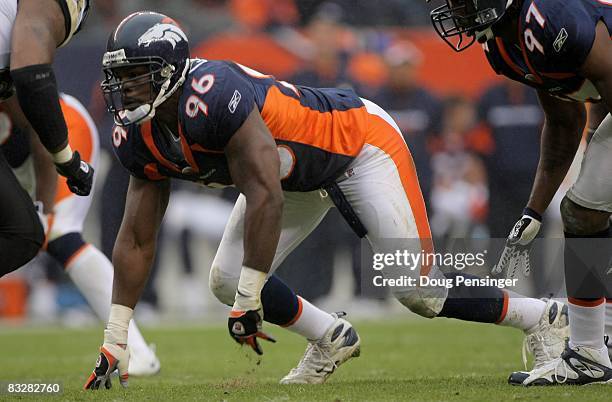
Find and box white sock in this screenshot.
[65,244,153,357]
[497,290,546,331]
[568,298,606,350]
[284,296,336,341]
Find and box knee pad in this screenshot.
[561,196,610,234]
[393,286,448,319]
[208,264,238,306]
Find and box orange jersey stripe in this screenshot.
[64,243,91,269]
[568,297,605,308]
[190,144,224,154]
[281,296,304,327]
[364,115,434,276]
[261,86,368,157]
[141,121,180,173]
[178,124,199,173]
[495,39,525,78]
[496,290,510,323]
[55,98,95,204]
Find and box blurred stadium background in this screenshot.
[0,0,583,328]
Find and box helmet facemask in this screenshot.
[429,0,509,51]
[101,54,189,126]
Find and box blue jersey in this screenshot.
[112,59,369,191]
[483,0,612,102]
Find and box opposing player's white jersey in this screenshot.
[0,0,17,70]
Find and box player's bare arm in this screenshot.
[112,176,170,309]
[225,105,282,355]
[226,105,283,275]
[9,0,94,196]
[10,0,65,70]
[492,91,585,277]
[84,176,170,390]
[527,91,585,215]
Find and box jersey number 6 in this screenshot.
[186,74,215,118]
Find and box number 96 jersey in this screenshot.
[112,59,370,191]
[483,0,612,102]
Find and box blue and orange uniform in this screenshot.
[483,0,612,101]
[113,59,372,191]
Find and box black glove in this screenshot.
[55,150,94,196]
[83,344,129,390]
[228,309,276,355]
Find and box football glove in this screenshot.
[55,150,94,196]
[84,343,129,390]
[492,208,542,279]
[228,309,276,355]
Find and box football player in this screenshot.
[0,93,161,376]
[0,0,94,275]
[85,12,570,389]
[426,0,612,386]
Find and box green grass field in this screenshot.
[0,319,609,401]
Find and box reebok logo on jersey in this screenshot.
[228,90,242,114]
[553,28,568,52]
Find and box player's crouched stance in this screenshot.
[85,11,568,388]
[425,0,612,386]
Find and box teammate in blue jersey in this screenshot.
[85,11,575,389]
[427,0,612,386]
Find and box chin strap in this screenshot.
[476,28,494,44]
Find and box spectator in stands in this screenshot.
[377,41,442,201]
[289,3,355,87]
[429,96,489,243]
[477,80,543,237]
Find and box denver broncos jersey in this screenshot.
[483,0,612,102]
[113,59,370,191]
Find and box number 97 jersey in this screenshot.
[484,0,612,102]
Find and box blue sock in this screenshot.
[438,272,505,323]
[261,274,299,326]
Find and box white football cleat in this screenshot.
[522,299,569,369]
[509,342,612,386]
[128,344,161,377]
[280,313,360,384]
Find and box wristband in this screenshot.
[522,207,542,222]
[234,266,267,311]
[51,144,73,164]
[104,304,133,345]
